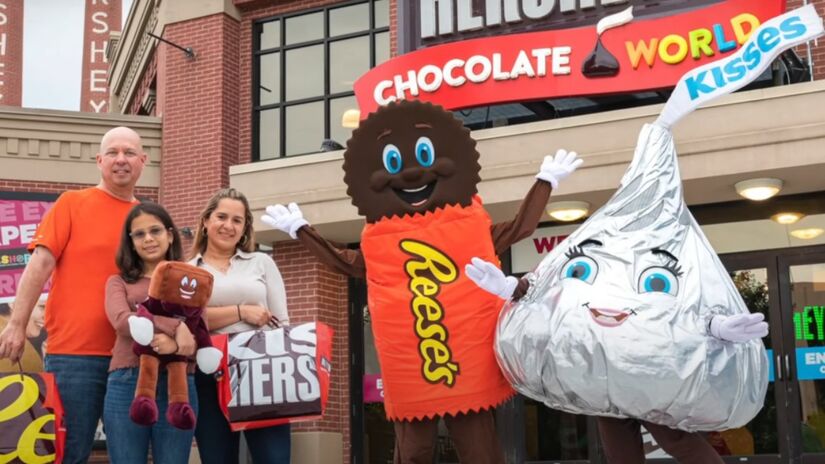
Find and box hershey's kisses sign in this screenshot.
[356,0,787,117]
[226,324,325,422]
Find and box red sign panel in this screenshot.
[354,0,785,117]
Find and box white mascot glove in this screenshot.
[536,149,583,189]
[464,257,519,300]
[128,315,154,346]
[261,202,309,239]
[709,313,769,343]
[196,347,223,374]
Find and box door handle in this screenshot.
[776,355,783,381]
[784,354,791,380]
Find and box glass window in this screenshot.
[253,1,390,159]
[259,20,280,50]
[330,3,370,37]
[374,0,389,28]
[330,37,370,94]
[376,31,390,65]
[286,45,325,100]
[258,52,280,105]
[258,109,280,160]
[330,95,358,147]
[286,102,325,156]
[285,12,323,45]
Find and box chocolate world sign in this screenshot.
[355,0,785,117]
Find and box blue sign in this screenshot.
[796,347,825,381]
[767,349,774,382]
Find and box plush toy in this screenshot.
[127,261,223,430]
[262,100,581,462]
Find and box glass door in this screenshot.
[717,252,786,464]
[778,247,825,464]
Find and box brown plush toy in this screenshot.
[127,261,223,430]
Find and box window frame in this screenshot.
[252,0,390,160]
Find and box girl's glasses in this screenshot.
[130,226,169,241]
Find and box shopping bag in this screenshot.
[0,370,65,463]
[213,321,333,431]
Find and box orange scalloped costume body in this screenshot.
[361,196,514,420]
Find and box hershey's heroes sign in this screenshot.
[400,0,722,52]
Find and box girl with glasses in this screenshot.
[103,202,199,463]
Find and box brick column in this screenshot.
[0,0,23,106]
[80,0,121,113]
[273,241,351,464]
[158,13,240,240]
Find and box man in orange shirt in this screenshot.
[0,126,148,463]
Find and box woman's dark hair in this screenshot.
[116,201,183,283]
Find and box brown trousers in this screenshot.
[393,410,505,464]
[597,417,724,464]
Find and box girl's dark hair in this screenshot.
[116,201,183,283]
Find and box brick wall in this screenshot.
[0,179,158,201]
[128,50,158,116]
[158,13,240,232]
[272,241,350,438]
[788,0,825,79]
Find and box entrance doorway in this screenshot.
[720,245,825,464]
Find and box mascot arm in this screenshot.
[297,225,366,278]
[491,181,552,255]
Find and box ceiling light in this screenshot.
[342,109,361,128]
[547,201,590,222]
[734,178,783,201]
[771,212,803,225]
[790,228,824,240]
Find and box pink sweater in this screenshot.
[104,275,194,373]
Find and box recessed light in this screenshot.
[546,201,590,222]
[734,178,783,201]
[790,228,824,240]
[771,212,803,225]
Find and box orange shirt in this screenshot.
[361,196,514,420]
[28,188,137,356]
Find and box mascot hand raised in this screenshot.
[710,313,768,343]
[127,261,220,430]
[262,202,308,239]
[536,149,583,189]
[465,258,518,300]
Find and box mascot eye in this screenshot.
[415,137,435,167]
[181,276,189,287]
[191,279,198,289]
[560,256,598,284]
[638,267,679,296]
[382,144,403,174]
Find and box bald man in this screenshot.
[0,126,148,463]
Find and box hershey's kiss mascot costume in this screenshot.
[466,6,824,464]
[262,100,581,463]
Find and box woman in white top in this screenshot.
[189,188,290,464]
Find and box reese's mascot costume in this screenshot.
[262,100,581,463]
[465,6,824,463]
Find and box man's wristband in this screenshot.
[237,304,242,322]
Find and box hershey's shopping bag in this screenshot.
[0,372,65,463]
[213,322,333,431]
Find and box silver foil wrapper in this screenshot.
[496,123,768,432]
